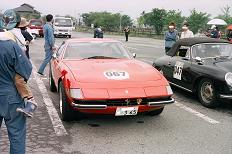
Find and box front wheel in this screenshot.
[49,66,57,92]
[146,107,164,116]
[59,82,76,121]
[197,78,218,108]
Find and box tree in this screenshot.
[137,16,145,28]
[217,5,232,25]
[121,15,133,28]
[81,12,132,31]
[186,9,210,34]
[142,8,167,35]
[165,10,185,31]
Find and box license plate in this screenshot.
[115,107,138,116]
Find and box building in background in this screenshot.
[14,3,41,19]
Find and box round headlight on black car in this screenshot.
[225,72,232,87]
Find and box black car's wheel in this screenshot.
[49,66,57,92]
[197,78,218,108]
[146,107,164,116]
[59,82,76,121]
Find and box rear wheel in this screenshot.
[147,107,164,116]
[68,35,71,38]
[197,78,218,108]
[59,82,82,121]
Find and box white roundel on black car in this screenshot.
[173,61,184,80]
[104,70,129,80]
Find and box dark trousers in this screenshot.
[25,45,29,59]
[0,95,26,154]
[125,34,129,41]
[165,47,171,54]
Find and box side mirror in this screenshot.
[132,53,136,58]
[195,56,202,62]
[195,56,204,65]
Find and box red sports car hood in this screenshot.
[63,59,162,83]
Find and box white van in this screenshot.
[53,17,73,38]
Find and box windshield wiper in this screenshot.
[213,55,231,63]
[82,56,118,60]
[214,55,230,60]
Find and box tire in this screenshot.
[197,78,218,108]
[49,66,57,92]
[59,82,76,121]
[147,107,164,116]
[68,35,71,38]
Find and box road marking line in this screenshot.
[175,101,220,124]
[31,62,68,136]
[126,46,138,50]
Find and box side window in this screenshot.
[175,46,190,58]
[57,43,66,58]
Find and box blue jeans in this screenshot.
[38,49,53,74]
[0,95,26,154]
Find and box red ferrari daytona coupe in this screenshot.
[49,38,174,121]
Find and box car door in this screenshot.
[166,46,194,91]
[51,42,66,87]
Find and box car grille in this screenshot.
[73,97,171,107]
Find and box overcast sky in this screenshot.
[1,0,232,20]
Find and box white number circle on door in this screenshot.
[104,71,129,80]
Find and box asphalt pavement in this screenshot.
[0,31,231,154]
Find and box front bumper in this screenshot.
[219,94,232,99]
[70,97,174,114]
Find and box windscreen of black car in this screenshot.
[55,19,72,27]
[64,42,132,59]
[191,43,232,59]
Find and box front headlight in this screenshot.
[70,88,83,99]
[166,85,173,95]
[225,72,232,87]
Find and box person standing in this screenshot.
[8,12,27,52]
[164,22,178,54]
[0,23,32,154]
[180,23,194,38]
[37,14,56,76]
[124,26,130,42]
[18,17,33,59]
[211,26,220,39]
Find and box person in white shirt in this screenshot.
[180,23,194,38]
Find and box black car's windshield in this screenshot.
[64,42,132,59]
[191,43,232,59]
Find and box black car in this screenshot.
[153,37,232,108]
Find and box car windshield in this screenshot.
[55,19,72,27]
[63,42,132,59]
[30,20,42,26]
[191,43,232,59]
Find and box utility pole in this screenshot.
[119,11,123,31]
